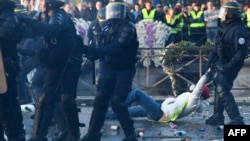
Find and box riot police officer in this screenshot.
[80,0,139,141]
[205,1,249,125]
[0,0,26,140]
[22,0,83,140]
[15,4,42,104]
[87,7,106,49]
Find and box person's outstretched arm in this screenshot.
[187,70,212,110]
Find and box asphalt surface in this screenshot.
[19,67,250,141]
[22,102,250,141]
[78,95,250,141]
[21,87,250,141]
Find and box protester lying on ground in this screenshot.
[106,69,212,123]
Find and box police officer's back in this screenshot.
[22,0,83,140]
[80,0,139,141]
[0,0,26,140]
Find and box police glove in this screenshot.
[84,54,99,61]
[207,62,216,71]
[17,15,31,25]
[81,45,102,58]
[81,44,90,54]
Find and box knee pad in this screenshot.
[216,85,224,98]
[216,85,231,98]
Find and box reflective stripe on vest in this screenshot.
[166,15,179,34]
[247,11,250,27]
[189,11,205,28]
[177,13,184,31]
[169,99,189,122]
[142,8,156,22]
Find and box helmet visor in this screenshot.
[218,7,226,20]
[106,3,126,20]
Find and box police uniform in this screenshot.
[206,1,249,125]
[81,1,139,141]
[0,0,26,140]
[23,0,83,140]
[14,5,44,104]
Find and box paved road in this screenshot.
[22,98,250,141]
[20,73,250,141]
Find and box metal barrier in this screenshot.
[135,47,210,94]
[135,45,250,95]
[78,43,250,96]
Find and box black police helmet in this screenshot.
[109,0,125,3]
[14,4,28,16]
[0,0,16,10]
[223,1,242,20]
[45,0,64,9]
[106,0,127,20]
[97,8,106,22]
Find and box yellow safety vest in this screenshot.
[176,13,184,32]
[189,11,205,28]
[166,15,179,34]
[142,8,156,22]
[246,11,250,28]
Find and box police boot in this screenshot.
[122,133,138,141]
[111,96,138,141]
[61,94,80,141]
[28,136,47,141]
[53,103,67,141]
[205,91,224,125]
[1,101,26,141]
[79,111,103,141]
[66,135,80,141]
[222,92,244,125]
[80,94,109,141]
[29,94,54,141]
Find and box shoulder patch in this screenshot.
[238,38,245,45]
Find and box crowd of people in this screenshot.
[48,0,250,47]
[15,0,250,47]
[129,0,250,46]
[0,0,249,141]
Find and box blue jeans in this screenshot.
[206,28,217,42]
[106,88,163,121]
